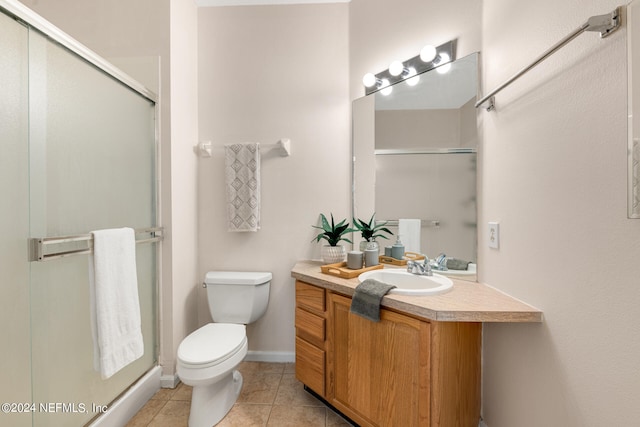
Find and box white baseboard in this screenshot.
[88,366,161,427]
[479,419,488,427]
[160,373,180,389]
[244,351,295,363]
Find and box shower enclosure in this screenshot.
[0,2,159,426]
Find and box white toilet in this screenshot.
[177,271,271,427]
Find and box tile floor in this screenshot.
[125,362,354,427]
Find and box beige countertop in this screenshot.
[291,260,543,323]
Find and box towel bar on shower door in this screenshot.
[28,227,164,262]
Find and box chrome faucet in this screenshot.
[407,257,433,276]
[433,253,448,271]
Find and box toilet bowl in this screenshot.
[176,271,271,427]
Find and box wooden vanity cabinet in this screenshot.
[295,280,482,427]
[294,280,327,396]
[328,292,430,426]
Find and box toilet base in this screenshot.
[188,369,243,427]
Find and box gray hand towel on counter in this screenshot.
[350,279,396,322]
[446,258,471,270]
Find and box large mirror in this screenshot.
[352,52,478,280]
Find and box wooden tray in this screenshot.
[379,251,425,266]
[320,262,384,279]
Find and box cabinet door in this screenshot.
[328,293,431,427]
[295,336,325,395]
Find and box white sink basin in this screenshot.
[358,269,453,296]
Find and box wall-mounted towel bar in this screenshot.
[29,227,163,262]
[266,139,291,157]
[195,139,291,157]
[374,148,477,156]
[377,219,440,228]
[476,8,620,111]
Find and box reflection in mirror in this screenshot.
[375,53,478,151]
[629,0,640,218]
[352,53,478,280]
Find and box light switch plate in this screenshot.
[488,222,500,249]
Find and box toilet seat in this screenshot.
[178,323,246,369]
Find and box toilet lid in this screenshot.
[178,323,246,367]
[205,271,272,286]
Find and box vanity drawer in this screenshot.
[295,306,325,347]
[295,280,325,313]
[295,336,325,395]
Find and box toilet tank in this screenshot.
[204,271,271,324]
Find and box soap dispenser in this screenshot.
[391,235,405,260]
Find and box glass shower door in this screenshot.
[27,28,157,427]
[0,11,31,427]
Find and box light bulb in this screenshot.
[388,60,404,77]
[380,79,393,96]
[420,45,437,62]
[362,73,377,88]
[436,53,451,74]
[405,68,420,86]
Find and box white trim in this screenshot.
[160,373,181,389]
[244,351,295,363]
[197,0,349,7]
[88,366,161,427]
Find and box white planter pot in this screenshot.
[321,245,346,264]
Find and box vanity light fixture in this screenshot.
[388,60,407,77]
[379,79,393,96]
[419,44,437,62]
[405,68,420,86]
[388,61,402,76]
[362,40,455,95]
[362,72,380,88]
[389,60,420,84]
[363,75,393,96]
[435,53,452,74]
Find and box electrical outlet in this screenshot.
[488,222,500,249]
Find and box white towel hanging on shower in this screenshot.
[225,143,261,232]
[88,227,143,379]
[399,219,421,254]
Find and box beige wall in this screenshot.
[375,105,477,149]
[167,0,200,377]
[196,4,350,356]
[480,0,640,425]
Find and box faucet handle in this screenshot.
[406,260,417,273]
[407,258,432,275]
[407,260,424,274]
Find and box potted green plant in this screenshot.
[353,213,393,253]
[312,213,354,264]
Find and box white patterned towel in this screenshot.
[225,143,261,232]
